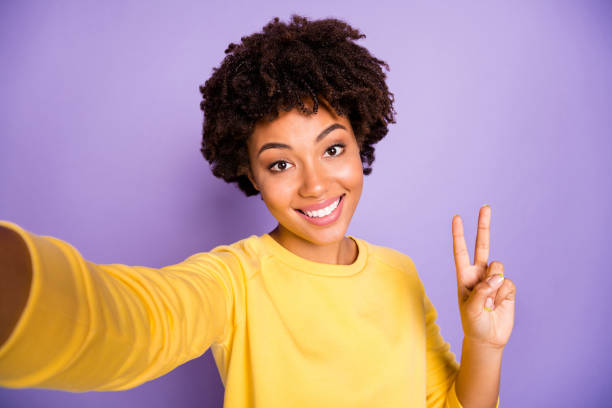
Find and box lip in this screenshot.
[295,195,345,227]
[297,194,345,212]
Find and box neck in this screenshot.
[269,225,357,265]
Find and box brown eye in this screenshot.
[323,144,345,157]
[269,160,293,172]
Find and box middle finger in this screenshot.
[474,205,491,268]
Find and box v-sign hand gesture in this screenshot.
[452,205,516,349]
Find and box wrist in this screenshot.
[456,337,504,408]
[462,337,506,354]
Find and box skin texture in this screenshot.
[247,99,363,265]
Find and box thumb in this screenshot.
[465,274,505,314]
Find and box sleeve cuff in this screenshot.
[0,220,89,387]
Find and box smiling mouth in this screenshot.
[296,194,344,218]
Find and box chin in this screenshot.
[279,212,352,247]
[299,226,348,246]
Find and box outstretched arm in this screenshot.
[0,220,238,391]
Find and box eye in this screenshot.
[323,143,345,157]
[268,160,294,173]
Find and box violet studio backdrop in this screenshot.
[1,1,610,407]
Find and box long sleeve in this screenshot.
[0,220,238,392]
[422,287,463,408]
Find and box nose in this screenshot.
[298,160,328,198]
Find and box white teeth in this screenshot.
[303,197,341,218]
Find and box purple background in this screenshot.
[1,1,610,407]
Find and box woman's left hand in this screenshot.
[452,205,516,349]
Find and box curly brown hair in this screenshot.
[199,14,396,196]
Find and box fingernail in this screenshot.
[483,204,490,208]
[487,274,504,287]
[484,297,494,312]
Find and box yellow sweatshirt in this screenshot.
[0,220,497,407]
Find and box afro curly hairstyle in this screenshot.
[199,14,396,197]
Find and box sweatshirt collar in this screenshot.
[259,233,368,277]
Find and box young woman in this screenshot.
[0,15,515,408]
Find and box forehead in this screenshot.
[249,103,352,148]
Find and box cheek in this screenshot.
[337,155,364,190]
[259,176,294,208]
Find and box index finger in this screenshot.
[452,215,471,273]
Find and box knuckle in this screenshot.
[455,248,468,257]
[476,281,491,292]
[476,242,489,250]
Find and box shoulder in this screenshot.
[359,239,426,296]
[182,235,265,279]
[358,238,418,275]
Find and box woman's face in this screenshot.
[247,101,363,247]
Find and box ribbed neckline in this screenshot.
[259,233,368,277]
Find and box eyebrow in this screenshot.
[257,123,347,157]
